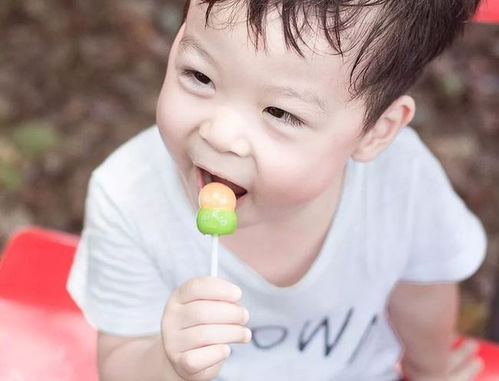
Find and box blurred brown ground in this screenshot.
[0,0,498,338]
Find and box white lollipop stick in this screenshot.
[211,234,219,277]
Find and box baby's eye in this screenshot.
[181,69,213,86]
[265,107,304,128]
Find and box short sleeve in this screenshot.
[400,134,487,282]
[67,172,168,336]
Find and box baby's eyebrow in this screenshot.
[266,85,327,113]
[178,34,217,67]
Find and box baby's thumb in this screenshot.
[452,357,483,381]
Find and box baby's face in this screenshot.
[157,1,367,227]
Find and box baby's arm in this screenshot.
[98,333,183,381]
[388,281,458,380]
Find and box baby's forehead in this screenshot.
[196,0,372,61]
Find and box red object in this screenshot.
[475,338,499,380]
[473,0,499,23]
[0,227,98,381]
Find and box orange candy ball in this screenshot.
[198,182,237,210]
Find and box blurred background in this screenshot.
[0,0,498,339]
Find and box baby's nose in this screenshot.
[199,110,251,157]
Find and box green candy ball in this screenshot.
[196,208,237,235]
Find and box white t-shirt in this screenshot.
[67,125,486,380]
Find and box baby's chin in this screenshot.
[233,194,306,228]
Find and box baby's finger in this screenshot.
[181,356,228,381]
[451,357,483,381]
[180,300,249,329]
[176,277,242,304]
[176,344,231,377]
[178,324,251,352]
[449,340,479,371]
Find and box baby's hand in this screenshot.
[161,276,251,381]
[404,339,483,381]
[447,339,483,381]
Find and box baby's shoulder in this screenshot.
[370,126,437,177]
[380,126,429,162]
[355,126,446,203]
[91,125,171,200]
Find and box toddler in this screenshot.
[67,0,487,379]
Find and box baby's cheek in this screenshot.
[258,166,318,205]
[157,87,180,128]
[157,87,188,135]
[264,158,342,207]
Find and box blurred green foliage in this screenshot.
[0,160,21,192]
[10,122,60,158]
[0,121,61,192]
[439,72,465,98]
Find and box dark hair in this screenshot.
[182,0,481,133]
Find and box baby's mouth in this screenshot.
[198,167,248,199]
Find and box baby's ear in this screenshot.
[352,95,415,162]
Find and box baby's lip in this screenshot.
[195,164,248,198]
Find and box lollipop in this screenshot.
[197,182,238,276]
